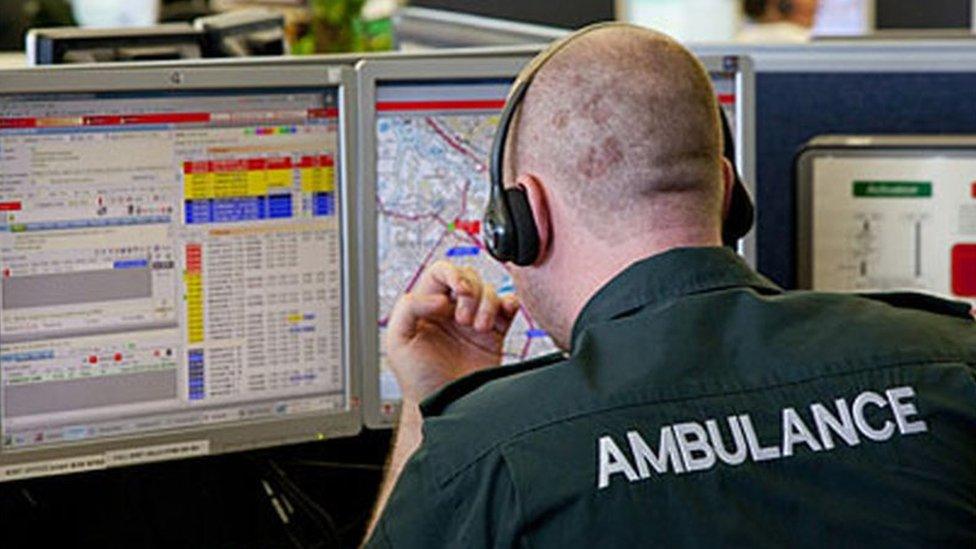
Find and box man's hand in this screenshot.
[386,260,520,404]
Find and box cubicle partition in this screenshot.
[692,41,976,289]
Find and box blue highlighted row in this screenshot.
[313,192,334,216]
[187,349,205,401]
[0,350,55,362]
[63,426,90,441]
[113,259,149,269]
[184,195,294,224]
[446,246,480,258]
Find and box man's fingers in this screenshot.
[494,294,521,334]
[387,293,452,341]
[412,262,486,325]
[473,284,500,333]
[500,294,520,318]
[413,260,466,297]
[453,266,483,326]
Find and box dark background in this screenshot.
[0,430,392,548]
[875,0,972,30]
[411,0,614,28]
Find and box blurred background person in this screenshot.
[737,0,820,42]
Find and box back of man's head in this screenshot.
[511,25,724,243]
[506,24,728,349]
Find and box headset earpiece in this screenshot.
[719,108,754,248]
[505,186,540,266]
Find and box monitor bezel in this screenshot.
[0,63,362,480]
[699,54,758,266]
[357,55,531,429]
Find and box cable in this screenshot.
[287,459,384,472]
[265,457,342,548]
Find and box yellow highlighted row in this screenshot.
[185,273,204,343]
[184,168,334,199]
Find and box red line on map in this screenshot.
[424,117,486,171]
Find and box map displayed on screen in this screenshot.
[374,80,559,406]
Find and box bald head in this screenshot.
[510,25,724,241]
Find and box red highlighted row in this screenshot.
[182,155,334,174]
[185,244,202,272]
[0,108,336,130]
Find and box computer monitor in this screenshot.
[796,135,976,302]
[357,56,552,428]
[357,54,756,428]
[0,64,360,481]
[704,54,757,264]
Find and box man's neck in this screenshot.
[558,228,723,346]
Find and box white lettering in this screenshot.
[810,399,860,449]
[598,435,639,489]
[706,417,748,466]
[627,428,685,477]
[886,386,928,435]
[781,407,823,456]
[594,385,928,488]
[739,414,781,461]
[852,391,895,441]
[673,422,717,472]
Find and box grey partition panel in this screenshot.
[690,42,976,289]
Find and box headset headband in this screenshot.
[484,23,754,266]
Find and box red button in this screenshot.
[951,244,976,296]
[114,353,123,362]
[88,355,98,364]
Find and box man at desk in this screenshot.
[365,23,976,548]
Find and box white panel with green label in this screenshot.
[796,136,976,303]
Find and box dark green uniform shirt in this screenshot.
[367,247,976,548]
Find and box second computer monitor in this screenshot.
[358,53,756,428]
[358,56,558,428]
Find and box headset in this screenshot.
[483,23,756,267]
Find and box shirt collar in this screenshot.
[569,247,781,351]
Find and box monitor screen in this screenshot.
[0,81,352,476]
[373,78,560,416]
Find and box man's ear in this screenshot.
[720,158,735,220]
[515,174,550,265]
